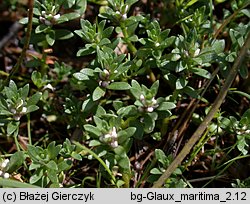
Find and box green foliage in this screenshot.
[26,139,81,187]
[75,19,115,56]
[148,149,187,188]
[232,177,250,188]
[0,80,41,137]
[218,109,250,155]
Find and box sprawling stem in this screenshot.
[74,142,117,187]
[120,21,137,55]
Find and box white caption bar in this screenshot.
[0,188,248,204]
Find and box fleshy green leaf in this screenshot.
[27,145,43,162]
[89,140,101,147]
[84,124,102,138]
[27,92,42,106]
[107,82,131,90]
[99,38,111,46]
[183,86,199,98]
[4,151,25,173]
[46,160,58,171]
[55,29,74,40]
[92,86,105,101]
[30,168,43,184]
[144,114,156,133]
[117,105,138,117]
[47,141,61,160]
[150,80,159,96]
[157,102,176,111]
[46,30,55,46]
[212,39,225,54]
[26,105,39,113]
[7,121,20,136]
[57,159,73,171]
[240,109,250,127]
[239,64,248,79]
[176,77,188,89]
[191,68,211,79]
[155,149,167,166]
[73,72,89,81]
[77,47,96,57]
[19,17,28,24]
[75,0,87,14]
[130,80,142,98]
[20,84,30,99]
[71,152,82,160]
[150,168,162,174]
[35,24,49,34]
[47,169,58,183]
[117,156,130,170]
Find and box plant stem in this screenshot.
[120,22,137,55]
[153,31,250,188]
[0,0,34,92]
[0,178,39,188]
[73,142,117,186]
[14,135,20,152]
[27,114,32,145]
[209,0,213,38]
[41,42,49,76]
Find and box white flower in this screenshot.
[124,5,129,13]
[155,42,160,47]
[39,16,45,23]
[151,97,157,105]
[10,108,16,114]
[147,107,154,112]
[122,13,127,20]
[53,14,61,20]
[0,170,3,176]
[103,69,110,76]
[41,11,46,16]
[194,48,200,57]
[140,94,145,101]
[111,141,118,148]
[104,134,112,139]
[100,127,118,148]
[1,159,9,168]
[16,99,24,109]
[111,127,117,139]
[21,107,27,114]
[3,173,9,179]
[100,133,111,143]
[43,83,55,91]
